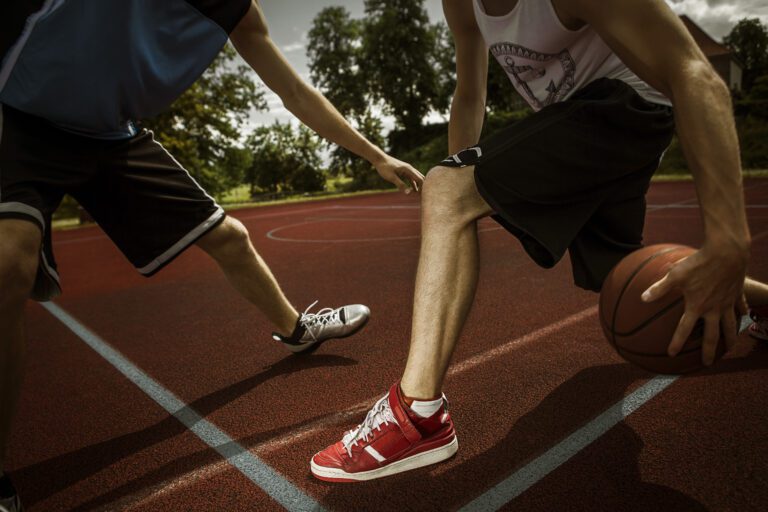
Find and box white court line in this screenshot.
[256,306,600,455]
[266,218,502,243]
[458,315,754,511]
[53,206,341,246]
[40,302,323,512]
[458,375,678,511]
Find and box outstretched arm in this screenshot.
[230,0,424,192]
[562,0,750,364]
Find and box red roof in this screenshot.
[680,15,732,57]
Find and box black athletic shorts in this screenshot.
[440,78,675,291]
[0,104,225,301]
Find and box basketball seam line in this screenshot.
[606,246,684,348]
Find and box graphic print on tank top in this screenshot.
[490,42,576,110]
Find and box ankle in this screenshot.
[399,384,443,418]
[276,313,301,338]
[399,380,441,402]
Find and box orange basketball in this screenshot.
[599,244,726,374]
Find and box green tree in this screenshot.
[330,113,390,190]
[307,7,367,118]
[724,18,768,92]
[749,75,768,100]
[307,6,394,189]
[142,45,265,197]
[245,122,326,195]
[361,0,449,140]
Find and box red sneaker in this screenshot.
[310,383,458,482]
[749,305,768,341]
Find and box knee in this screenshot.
[421,166,477,226]
[197,217,251,261]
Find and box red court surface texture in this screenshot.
[7,179,768,511]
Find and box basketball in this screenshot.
[599,244,726,374]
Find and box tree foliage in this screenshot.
[307,7,367,118]
[330,113,390,190]
[361,0,450,135]
[724,18,768,93]
[141,45,265,197]
[245,122,326,195]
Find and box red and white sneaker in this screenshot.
[749,305,768,341]
[310,383,458,482]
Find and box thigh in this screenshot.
[0,105,92,300]
[569,185,649,292]
[73,130,225,276]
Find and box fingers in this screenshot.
[701,314,720,366]
[642,273,673,303]
[388,174,407,193]
[668,311,697,357]
[401,168,424,194]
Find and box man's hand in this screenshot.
[641,244,748,365]
[373,155,425,194]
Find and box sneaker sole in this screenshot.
[749,324,768,341]
[310,435,458,482]
[287,315,370,355]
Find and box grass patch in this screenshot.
[650,169,768,182]
[51,170,767,231]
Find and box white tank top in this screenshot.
[472,0,671,111]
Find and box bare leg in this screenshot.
[400,166,493,399]
[744,277,768,307]
[196,216,299,336]
[0,220,41,472]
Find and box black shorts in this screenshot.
[0,104,225,301]
[441,78,675,291]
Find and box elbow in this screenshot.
[672,59,731,104]
[281,82,314,116]
[452,87,486,111]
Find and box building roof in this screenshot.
[680,15,732,57]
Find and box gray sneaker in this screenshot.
[274,301,371,354]
[0,494,22,512]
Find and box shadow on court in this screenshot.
[13,353,357,509]
[314,343,768,512]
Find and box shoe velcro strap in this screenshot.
[388,383,422,444]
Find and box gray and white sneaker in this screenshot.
[0,494,22,512]
[274,301,370,354]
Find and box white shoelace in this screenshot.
[299,300,343,341]
[342,394,396,456]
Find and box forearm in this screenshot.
[230,10,386,167]
[672,63,750,253]
[284,83,387,165]
[448,91,485,154]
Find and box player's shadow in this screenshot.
[13,352,357,508]
[317,343,768,512]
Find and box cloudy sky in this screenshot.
[248,0,768,127]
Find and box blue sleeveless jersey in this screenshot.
[0,0,251,139]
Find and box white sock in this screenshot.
[409,397,443,418]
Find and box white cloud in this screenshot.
[666,0,768,38]
[282,41,305,53]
